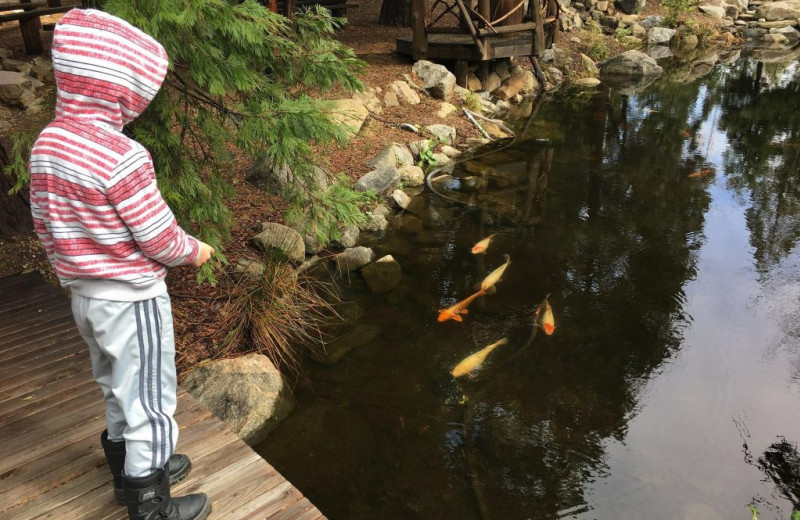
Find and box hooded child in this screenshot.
[29,8,213,520]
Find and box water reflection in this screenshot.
[256,54,800,520]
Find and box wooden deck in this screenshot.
[396,32,536,61]
[0,273,326,520]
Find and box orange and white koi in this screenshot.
[438,289,485,322]
[480,254,511,292]
[471,234,496,254]
[535,294,555,335]
[451,338,508,377]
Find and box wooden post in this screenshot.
[282,0,295,17]
[411,0,427,61]
[454,0,484,55]
[478,0,490,60]
[454,60,468,88]
[17,1,43,56]
[531,0,544,56]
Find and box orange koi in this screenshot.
[438,289,485,323]
[451,338,509,377]
[681,130,691,137]
[688,169,714,178]
[534,294,555,335]
[471,234,496,254]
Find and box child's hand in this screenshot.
[192,241,215,267]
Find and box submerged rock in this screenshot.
[361,255,402,293]
[183,354,295,445]
[335,246,374,273]
[312,323,382,364]
[598,50,664,78]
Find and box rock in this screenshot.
[648,27,677,44]
[335,224,360,248]
[352,87,382,114]
[425,124,457,145]
[250,223,306,263]
[493,74,527,100]
[388,80,421,105]
[373,203,392,218]
[361,255,402,293]
[440,145,461,158]
[353,166,401,196]
[494,60,511,80]
[466,72,482,91]
[0,71,34,108]
[699,4,727,18]
[361,212,389,237]
[756,0,800,20]
[619,13,640,24]
[431,152,452,165]
[409,139,429,158]
[757,19,797,28]
[383,90,399,107]
[631,22,648,38]
[645,44,674,59]
[2,58,32,76]
[615,0,646,14]
[245,157,328,194]
[399,164,425,186]
[546,66,564,87]
[0,48,11,59]
[762,32,790,43]
[575,77,602,87]
[30,56,54,82]
[233,257,266,279]
[368,143,414,170]
[581,53,600,75]
[412,60,457,100]
[600,14,620,32]
[437,101,458,118]
[485,72,503,92]
[312,324,382,364]
[599,50,664,77]
[541,48,556,62]
[638,14,664,28]
[596,0,609,10]
[329,98,369,137]
[182,354,295,445]
[388,189,411,209]
[335,246,374,273]
[771,25,800,39]
[681,33,700,49]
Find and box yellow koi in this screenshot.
[480,254,511,292]
[451,338,509,377]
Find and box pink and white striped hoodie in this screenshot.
[29,8,200,301]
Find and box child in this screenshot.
[29,8,213,520]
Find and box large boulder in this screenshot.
[353,166,401,195]
[647,27,677,45]
[698,4,726,18]
[615,0,646,14]
[598,50,664,78]
[361,255,402,293]
[756,0,800,20]
[328,98,369,137]
[368,143,414,170]
[182,354,295,445]
[335,246,374,273]
[249,222,306,263]
[245,157,328,194]
[0,71,35,108]
[412,60,457,100]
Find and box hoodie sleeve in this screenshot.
[30,193,57,271]
[106,146,200,267]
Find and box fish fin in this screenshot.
[453,314,463,322]
[484,286,497,295]
[460,309,469,315]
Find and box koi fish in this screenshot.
[438,289,485,322]
[688,169,713,178]
[480,254,511,292]
[451,338,509,377]
[471,234,496,254]
[534,294,555,335]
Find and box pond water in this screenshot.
[256,51,800,520]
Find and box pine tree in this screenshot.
[8,0,368,282]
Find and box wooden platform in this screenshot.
[397,32,535,61]
[0,273,326,520]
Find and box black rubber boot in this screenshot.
[122,465,211,520]
[101,430,192,504]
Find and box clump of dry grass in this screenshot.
[215,259,339,375]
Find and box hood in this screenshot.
[51,9,169,130]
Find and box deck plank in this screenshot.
[0,273,327,520]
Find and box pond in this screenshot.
[256,50,800,520]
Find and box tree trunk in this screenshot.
[379,0,413,27]
[0,142,34,239]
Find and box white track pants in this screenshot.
[71,293,179,478]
